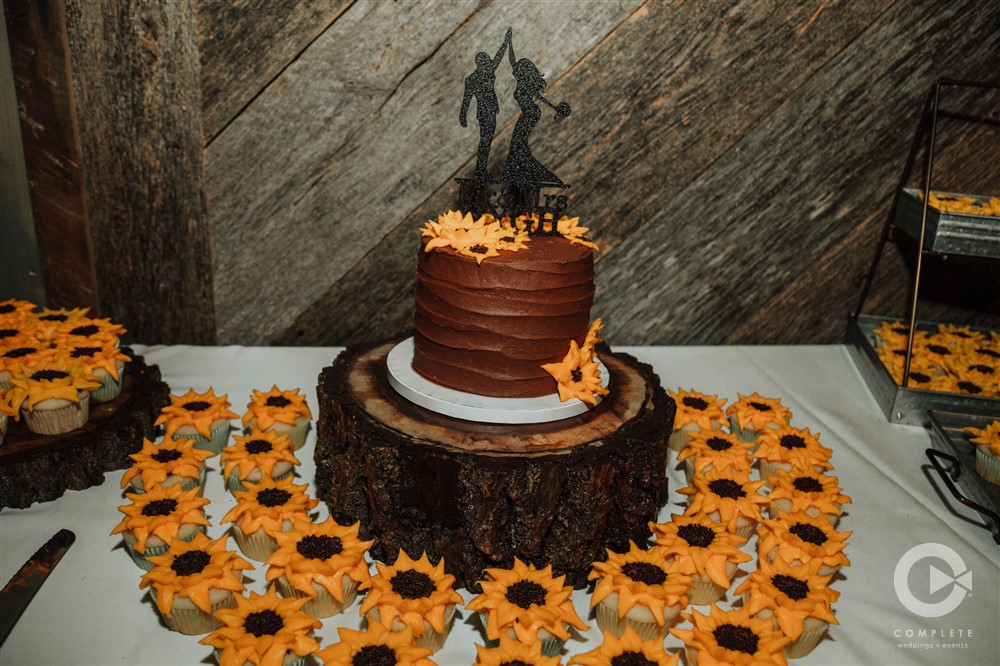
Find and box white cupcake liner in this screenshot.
[595,601,669,640]
[226,467,293,494]
[246,417,311,450]
[153,588,237,635]
[231,524,279,562]
[688,575,728,605]
[975,447,1000,485]
[173,422,230,457]
[212,648,309,666]
[125,526,204,571]
[91,370,124,403]
[784,621,828,659]
[276,576,359,618]
[128,468,206,496]
[22,392,90,435]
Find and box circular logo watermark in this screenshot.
[894,543,972,618]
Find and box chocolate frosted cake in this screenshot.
[413,234,595,398]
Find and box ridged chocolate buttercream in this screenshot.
[413,236,595,398]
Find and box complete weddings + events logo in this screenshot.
[892,542,975,653]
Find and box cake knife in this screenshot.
[0,528,75,647]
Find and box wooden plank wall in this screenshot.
[5,0,999,346]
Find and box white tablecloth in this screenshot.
[1,345,998,666]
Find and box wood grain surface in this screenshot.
[5,0,999,345]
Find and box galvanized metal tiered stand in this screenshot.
[846,78,1000,543]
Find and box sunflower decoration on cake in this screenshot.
[120,436,212,494]
[676,428,753,482]
[568,625,680,666]
[554,215,599,251]
[110,483,211,570]
[201,587,321,666]
[155,387,239,455]
[678,467,770,540]
[725,393,793,443]
[422,210,514,264]
[221,429,301,493]
[670,604,790,666]
[358,549,462,653]
[265,514,373,618]
[316,624,437,666]
[588,541,692,640]
[475,634,562,666]
[221,476,319,562]
[735,555,839,660]
[140,532,253,635]
[6,356,102,434]
[648,513,752,606]
[242,386,314,450]
[542,318,609,406]
[666,388,729,454]
[757,510,851,578]
[753,425,833,483]
[62,338,131,403]
[466,557,589,656]
[767,468,851,525]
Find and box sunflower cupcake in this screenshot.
[466,557,589,656]
[221,429,300,493]
[753,425,833,484]
[588,541,692,640]
[243,386,313,450]
[568,625,680,666]
[725,393,792,444]
[201,588,321,666]
[62,339,131,403]
[110,483,211,570]
[758,511,851,578]
[735,555,839,659]
[649,513,752,605]
[316,624,437,666]
[359,549,462,653]
[767,468,851,525]
[678,468,770,540]
[475,634,562,666]
[140,532,253,634]
[266,515,373,618]
[0,298,37,318]
[221,476,318,562]
[0,333,54,388]
[670,604,790,665]
[965,420,1000,485]
[666,388,728,454]
[52,315,125,348]
[120,436,212,494]
[156,388,239,456]
[6,356,101,434]
[676,428,754,483]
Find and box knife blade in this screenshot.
[0,528,75,647]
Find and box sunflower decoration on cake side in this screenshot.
[120,436,212,494]
[221,476,319,562]
[140,532,253,635]
[466,557,589,656]
[6,356,102,434]
[542,318,609,406]
[670,603,790,666]
[666,388,729,454]
[221,429,301,493]
[588,541,692,640]
[242,386,313,450]
[676,428,754,482]
[648,513,752,605]
[201,587,321,666]
[678,467,770,540]
[358,549,462,653]
[724,393,793,444]
[568,625,680,666]
[110,483,211,570]
[752,425,833,484]
[265,514,373,618]
[155,387,239,456]
[316,624,437,666]
[735,554,839,660]
[757,510,851,578]
[767,468,852,525]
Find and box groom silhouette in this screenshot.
[460,28,512,181]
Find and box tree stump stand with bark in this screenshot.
[314,339,674,589]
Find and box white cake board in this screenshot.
[386,337,609,424]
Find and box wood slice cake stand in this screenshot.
[0,349,170,509]
[315,340,675,589]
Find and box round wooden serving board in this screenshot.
[314,339,675,589]
[0,349,169,509]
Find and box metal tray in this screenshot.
[925,410,1000,543]
[894,188,1000,258]
[846,314,1000,426]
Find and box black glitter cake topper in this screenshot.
[456,28,572,232]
